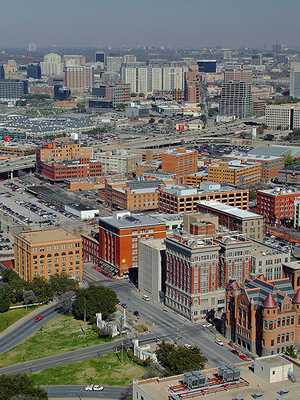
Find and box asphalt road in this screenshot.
[0,334,159,375]
[0,303,60,353]
[84,268,240,367]
[44,385,129,399]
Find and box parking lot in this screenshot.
[0,179,80,231]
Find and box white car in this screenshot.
[85,385,104,391]
[215,339,224,346]
[203,323,212,328]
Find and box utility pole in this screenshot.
[83,296,87,330]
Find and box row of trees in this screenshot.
[0,270,79,313]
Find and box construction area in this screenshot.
[133,355,300,400]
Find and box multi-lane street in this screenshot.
[0,334,159,375]
[0,303,60,353]
[84,267,240,367]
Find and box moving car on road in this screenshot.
[34,315,44,322]
[85,384,104,391]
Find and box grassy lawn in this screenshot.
[31,352,145,386]
[0,314,110,368]
[0,308,34,333]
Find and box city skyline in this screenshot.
[1,0,300,48]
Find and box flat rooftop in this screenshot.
[99,212,165,229]
[198,201,262,220]
[251,240,290,256]
[153,213,184,222]
[283,260,300,270]
[224,153,283,162]
[139,238,165,250]
[258,187,300,196]
[134,362,300,400]
[162,182,239,196]
[256,355,292,368]
[17,229,80,244]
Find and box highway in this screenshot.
[84,268,240,367]
[44,385,129,399]
[0,303,60,353]
[0,155,35,174]
[0,334,160,375]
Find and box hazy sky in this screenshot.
[1,0,299,48]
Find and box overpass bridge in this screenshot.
[0,156,36,178]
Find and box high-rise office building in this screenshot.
[3,60,17,80]
[224,66,252,84]
[63,55,86,66]
[219,81,253,118]
[95,51,105,63]
[64,65,93,95]
[197,60,217,73]
[27,63,42,79]
[162,65,185,92]
[184,67,201,103]
[41,53,63,77]
[0,80,28,100]
[123,54,136,64]
[0,64,5,80]
[121,63,149,95]
[290,62,300,99]
[106,56,123,73]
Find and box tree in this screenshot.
[60,290,76,315]
[0,286,10,313]
[285,345,298,359]
[2,269,26,304]
[29,277,52,303]
[49,274,78,297]
[72,286,118,323]
[23,290,37,305]
[284,152,296,168]
[148,117,155,124]
[156,342,206,375]
[0,374,48,400]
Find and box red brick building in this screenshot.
[161,147,198,177]
[256,188,300,225]
[82,233,99,265]
[99,211,166,276]
[36,142,102,181]
[226,275,300,356]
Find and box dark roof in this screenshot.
[244,277,294,307]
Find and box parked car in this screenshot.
[239,353,250,361]
[215,339,224,346]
